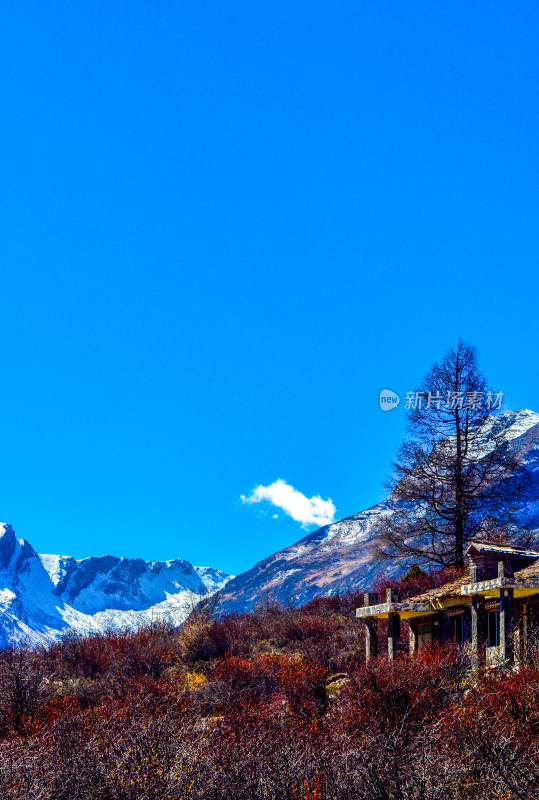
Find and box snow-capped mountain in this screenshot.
[0,528,230,646]
[214,409,539,615]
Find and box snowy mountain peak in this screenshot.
[497,408,539,438]
[0,531,231,647]
[0,523,39,573]
[194,565,233,594]
[0,524,17,569]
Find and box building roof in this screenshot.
[408,554,539,604]
[512,559,539,582]
[465,542,539,558]
[407,574,470,603]
[356,540,539,617]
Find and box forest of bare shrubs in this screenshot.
[0,587,538,800]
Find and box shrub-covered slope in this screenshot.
[0,594,538,799]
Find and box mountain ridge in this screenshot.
[212,408,539,615]
[0,526,230,646]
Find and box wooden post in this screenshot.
[471,594,485,670]
[500,588,514,663]
[365,619,378,662]
[388,613,401,661]
[409,622,417,654]
[514,600,522,665]
[386,588,400,661]
[363,592,378,662]
[522,603,528,664]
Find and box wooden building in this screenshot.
[356,542,539,667]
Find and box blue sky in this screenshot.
[0,1,537,575]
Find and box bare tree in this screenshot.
[379,340,527,569]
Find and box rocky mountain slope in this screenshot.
[214,409,539,614]
[0,528,230,646]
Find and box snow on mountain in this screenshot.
[0,528,230,647]
[193,565,233,594]
[214,409,539,615]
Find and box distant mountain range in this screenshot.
[0,525,230,646]
[213,409,539,615]
[2,408,539,647]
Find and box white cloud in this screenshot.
[241,479,336,529]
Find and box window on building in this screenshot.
[453,615,464,643]
[417,622,432,649]
[487,610,499,647]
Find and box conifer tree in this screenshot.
[380,340,526,568]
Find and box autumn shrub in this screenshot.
[47,621,178,682]
[196,652,328,719]
[444,668,539,799]
[180,600,363,673]
[0,646,47,734]
[1,597,539,799]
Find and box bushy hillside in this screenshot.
[0,593,538,799]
